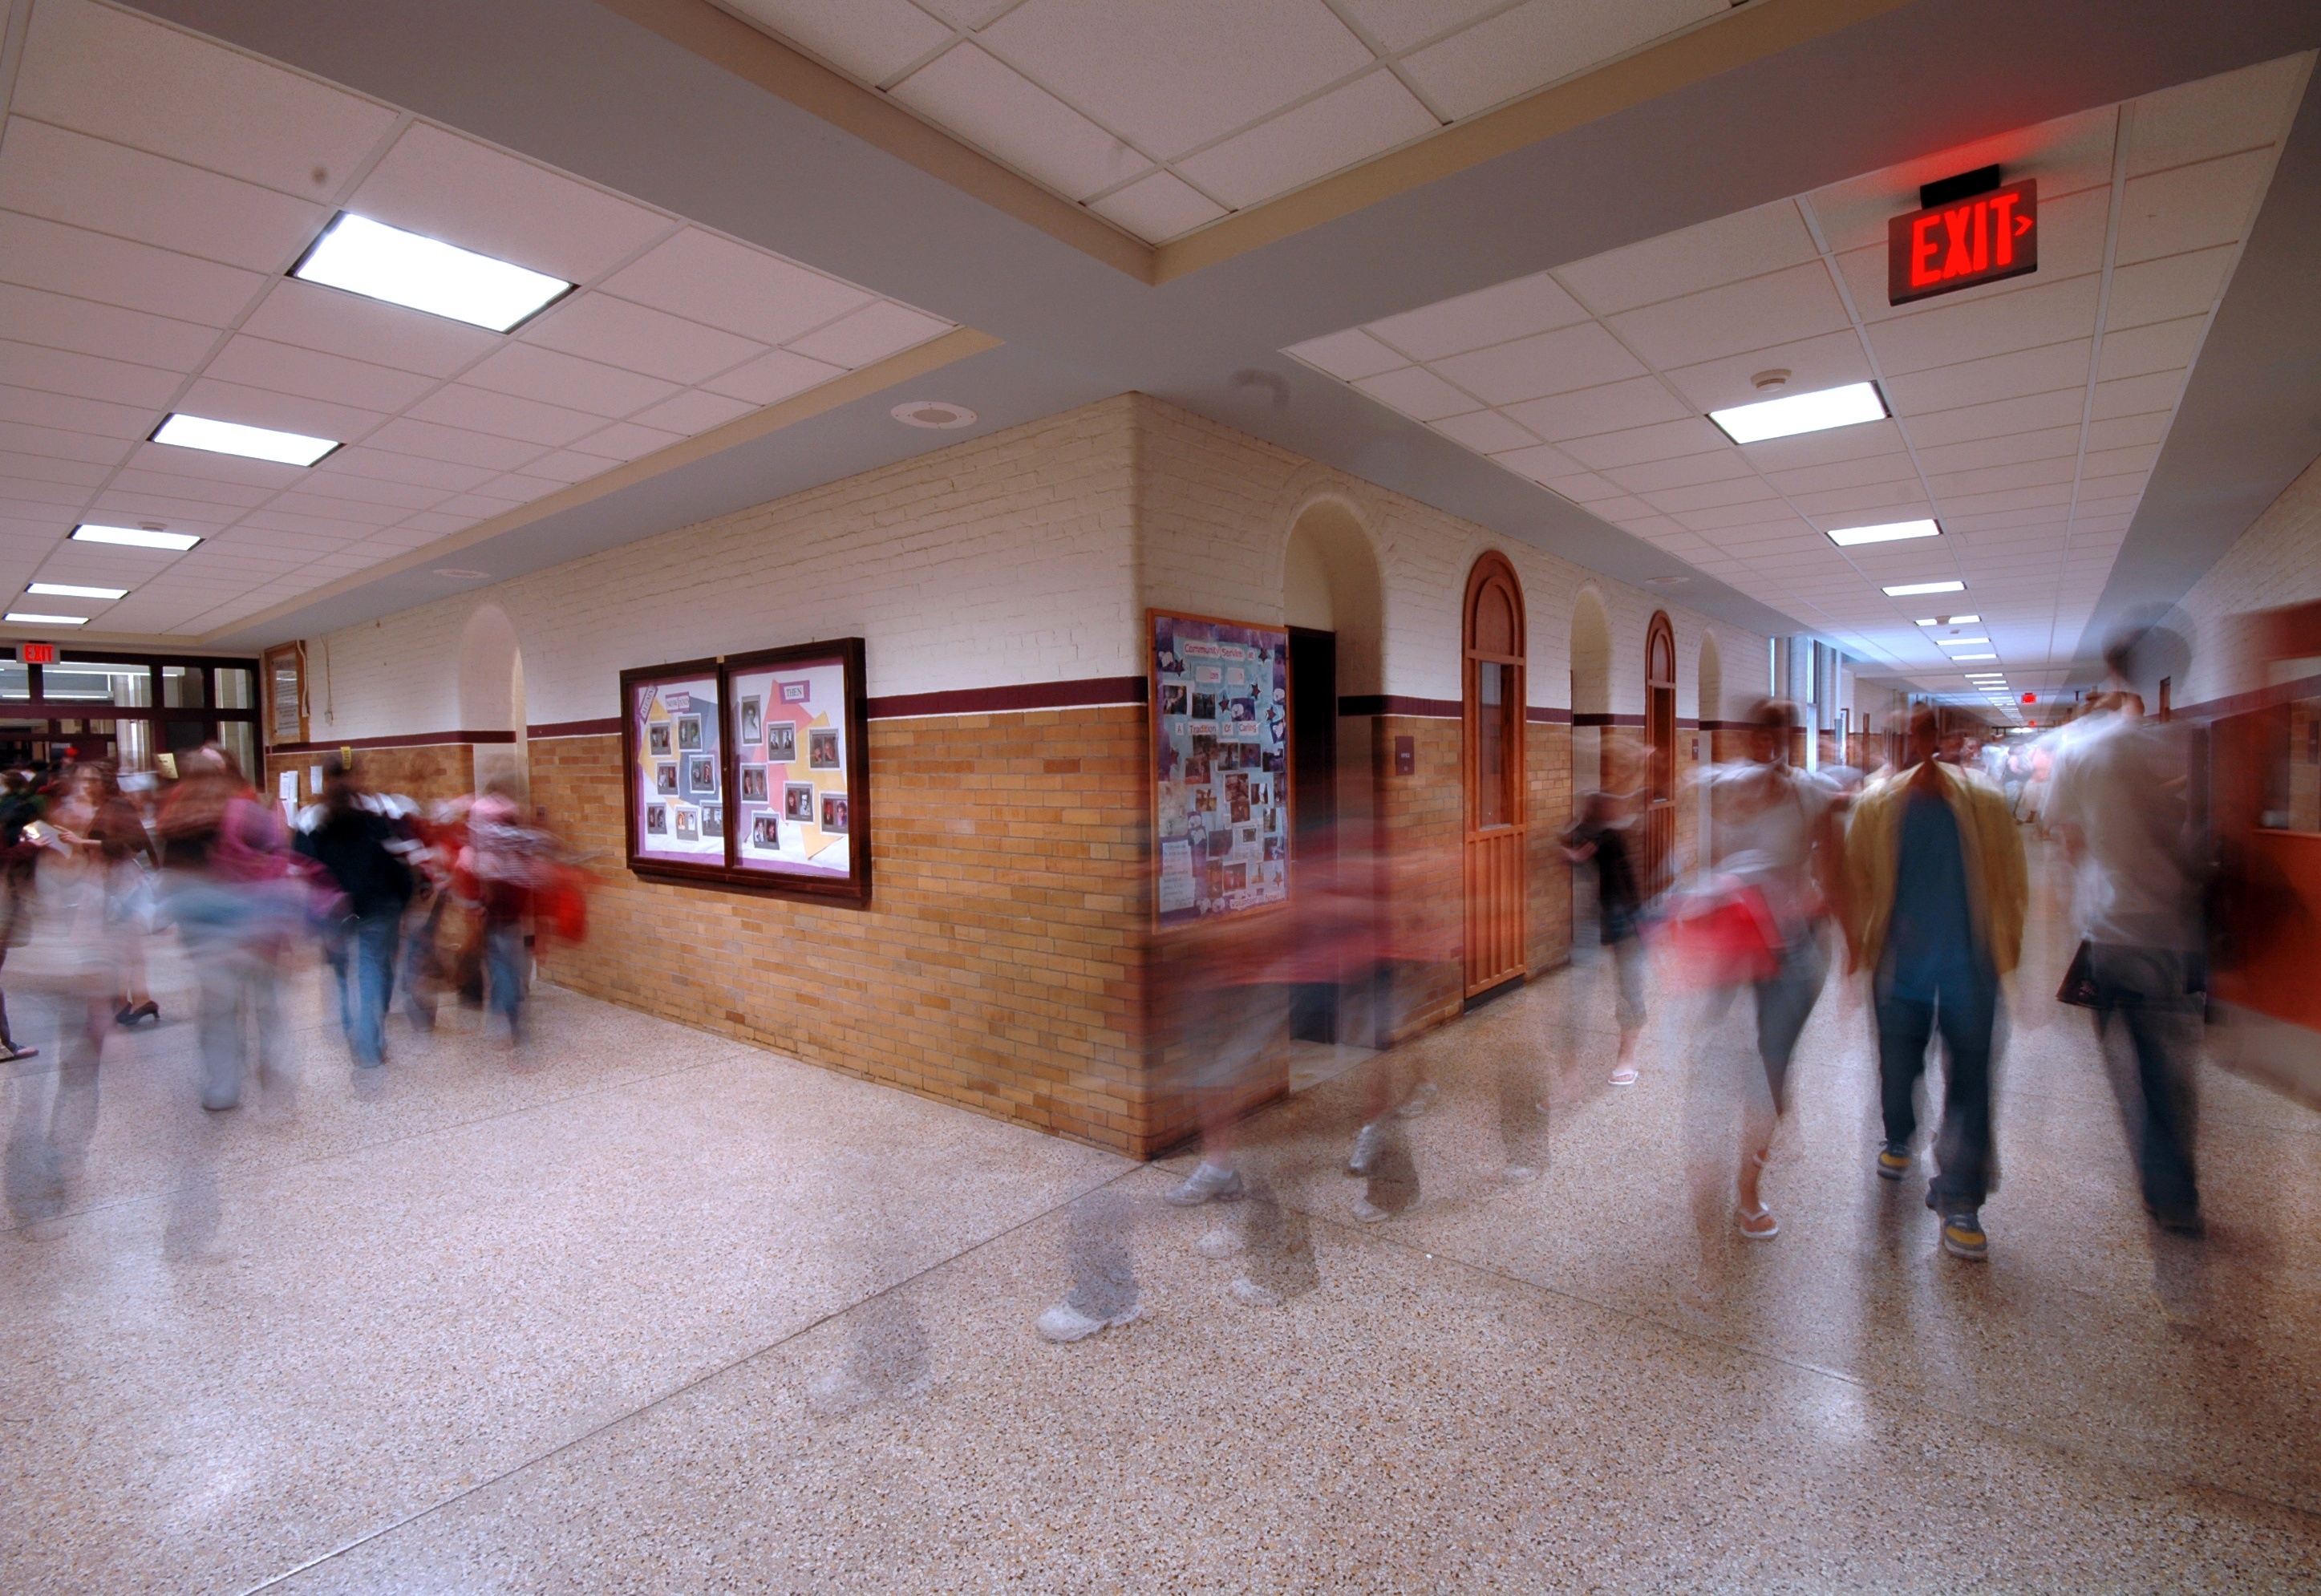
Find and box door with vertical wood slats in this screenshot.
[1463,554,1527,996]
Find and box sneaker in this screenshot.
[1876,1144,1912,1181]
[1395,1080,1440,1119]
[1351,1198,1394,1223]
[2149,1204,2206,1238]
[1345,1122,1384,1177]
[1227,1277,1281,1308]
[1941,1209,1988,1261]
[1164,1161,1245,1207]
[1036,1299,1142,1343]
[1194,1226,1245,1260]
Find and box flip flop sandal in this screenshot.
[1610,1068,1639,1086]
[1737,1204,1780,1240]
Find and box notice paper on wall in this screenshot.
[1148,609,1290,928]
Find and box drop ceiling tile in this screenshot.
[1088,171,1227,243]
[1673,501,1802,534]
[392,510,478,538]
[1898,388,2088,448]
[363,418,543,471]
[512,450,618,487]
[239,501,395,534]
[1642,476,1779,514]
[2084,411,2170,452]
[600,229,884,347]
[1177,70,1439,211]
[522,295,764,386]
[1285,328,1406,381]
[1931,481,2076,517]
[1428,409,1537,454]
[1599,450,1756,493]
[1606,261,1850,369]
[1763,452,1919,496]
[1501,376,1691,442]
[626,390,759,435]
[1882,339,2092,414]
[459,342,678,419]
[1352,364,1475,421]
[1659,327,1872,415]
[2089,369,2184,420]
[1400,0,1723,122]
[1484,442,1581,483]
[2103,245,2236,333]
[0,211,265,333]
[1558,416,1728,471]
[1866,273,2101,377]
[432,492,524,522]
[350,124,673,285]
[2094,314,2206,383]
[2114,148,2274,265]
[1786,482,1930,517]
[17,0,399,201]
[1329,0,1505,52]
[723,0,952,85]
[0,383,155,440]
[172,377,383,447]
[2126,55,2304,178]
[699,348,849,407]
[115,453,296,494]
[980,0,1372,160]
[1924,457,2079,500]
[316,446,494,492]
[565,420,686,463]
[0,281,218,371]
[0,119,326,273]
[0,339,182,410]
[889,44,1148,202]
[1431,321,1644,407]
[792,298,957,370]
[0,480,82,514]
[1912,426,2082,476]
[1539,472,1622,503]
[476,472,570,505]
[292,470,447,512]
[265,485,419,523]
[203,335,439,415]
[404,384,602,448]
[240,280,499,379]
[0,417,134,468]
[2079,443,2161,479]
[0,451,107,489]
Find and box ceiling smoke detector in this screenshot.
[1750,369,1791,392]
[891,400,977,430]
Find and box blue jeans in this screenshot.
[2086,944,2201,1221]
[485,919,528,1038]
[342,909,400,1067]
[1877,958,1999,1209]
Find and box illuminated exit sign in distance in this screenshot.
[1887,178,2037,305]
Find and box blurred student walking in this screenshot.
[295,757,415,1070]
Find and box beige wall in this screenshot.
[2176,451,2321,707]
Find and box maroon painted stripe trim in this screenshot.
[1526,706,1573,723]
[1571,712,1647,727]
[2178,671,2321,722]
[865,675,1146,719]
[269,730,513,754]
[529,717,622,739]
[1339,694,1461,719]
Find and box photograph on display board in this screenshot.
[715,638,869,901]
[624,664,723,869]
[703,805,723,838]
[1148,610,1290,927]
[739,696,761,743]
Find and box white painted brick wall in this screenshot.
[2175,452,2321,706]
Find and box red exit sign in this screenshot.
[1888,179,2037,305]
[17,642,56,664]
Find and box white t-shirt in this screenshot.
[1705,761,1834,932]
[2044,712,2201,950]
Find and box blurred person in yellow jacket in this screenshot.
[1845,707,2027,1262]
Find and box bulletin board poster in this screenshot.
[627,665,723,867]
[728,642,859,886]
[1151,610,1290,928]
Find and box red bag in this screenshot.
[1655,883,1782,987]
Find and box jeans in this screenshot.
[485,918,528,1039]
[342,909,401,1067]
[2086,943,2202,1220]
[169,877,288,1111]
[1699,929,1829,1115]
[1876,959,1998,1209]
[1608,934,1647,1033]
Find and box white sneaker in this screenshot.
[1395,1080,1440,1119]
[1229,1277,1282,1307]
[1165,1161,1245,1207]
[1345,1121,1384,1176]
[1195,1226,1245,1260]
[1036,1299,1142,1343]
[1352,1198,1395,1223]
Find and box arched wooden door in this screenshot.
[1464,553,1527,995]
[1643,612,1676,891]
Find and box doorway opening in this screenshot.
[1463,552,1527,998]
[1643,612,1676,893]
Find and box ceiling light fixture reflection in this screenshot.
[1952,652,1999,661]
[152,413,338,467]
[1884,580,1966,597]
[1828,517,1939,547]
[6,611,89,626]
[1915,614,1980,626]
[26,582,127,600]
[1937,637,1991,647]
[293,213,573,332]
[1709,380,1887,444]
[73,524,201,552]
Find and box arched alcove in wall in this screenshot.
[458,602,528,796]
[1570,587,1610,815]
[1282,496,1383,697]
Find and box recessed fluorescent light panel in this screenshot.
[294,213,573,332]
[1709,381,1888,444]
[26,582,127,600]
[153,413,338,467]
[6,612,89,626]
[1828,518,1939,547]
[1937,637,1991,647]
[1952,653,1999,661]
[73,524,201,552]
[1915,614,1981,626]
[1884,580,1967,597]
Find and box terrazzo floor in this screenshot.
[5,848,2319,1592]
